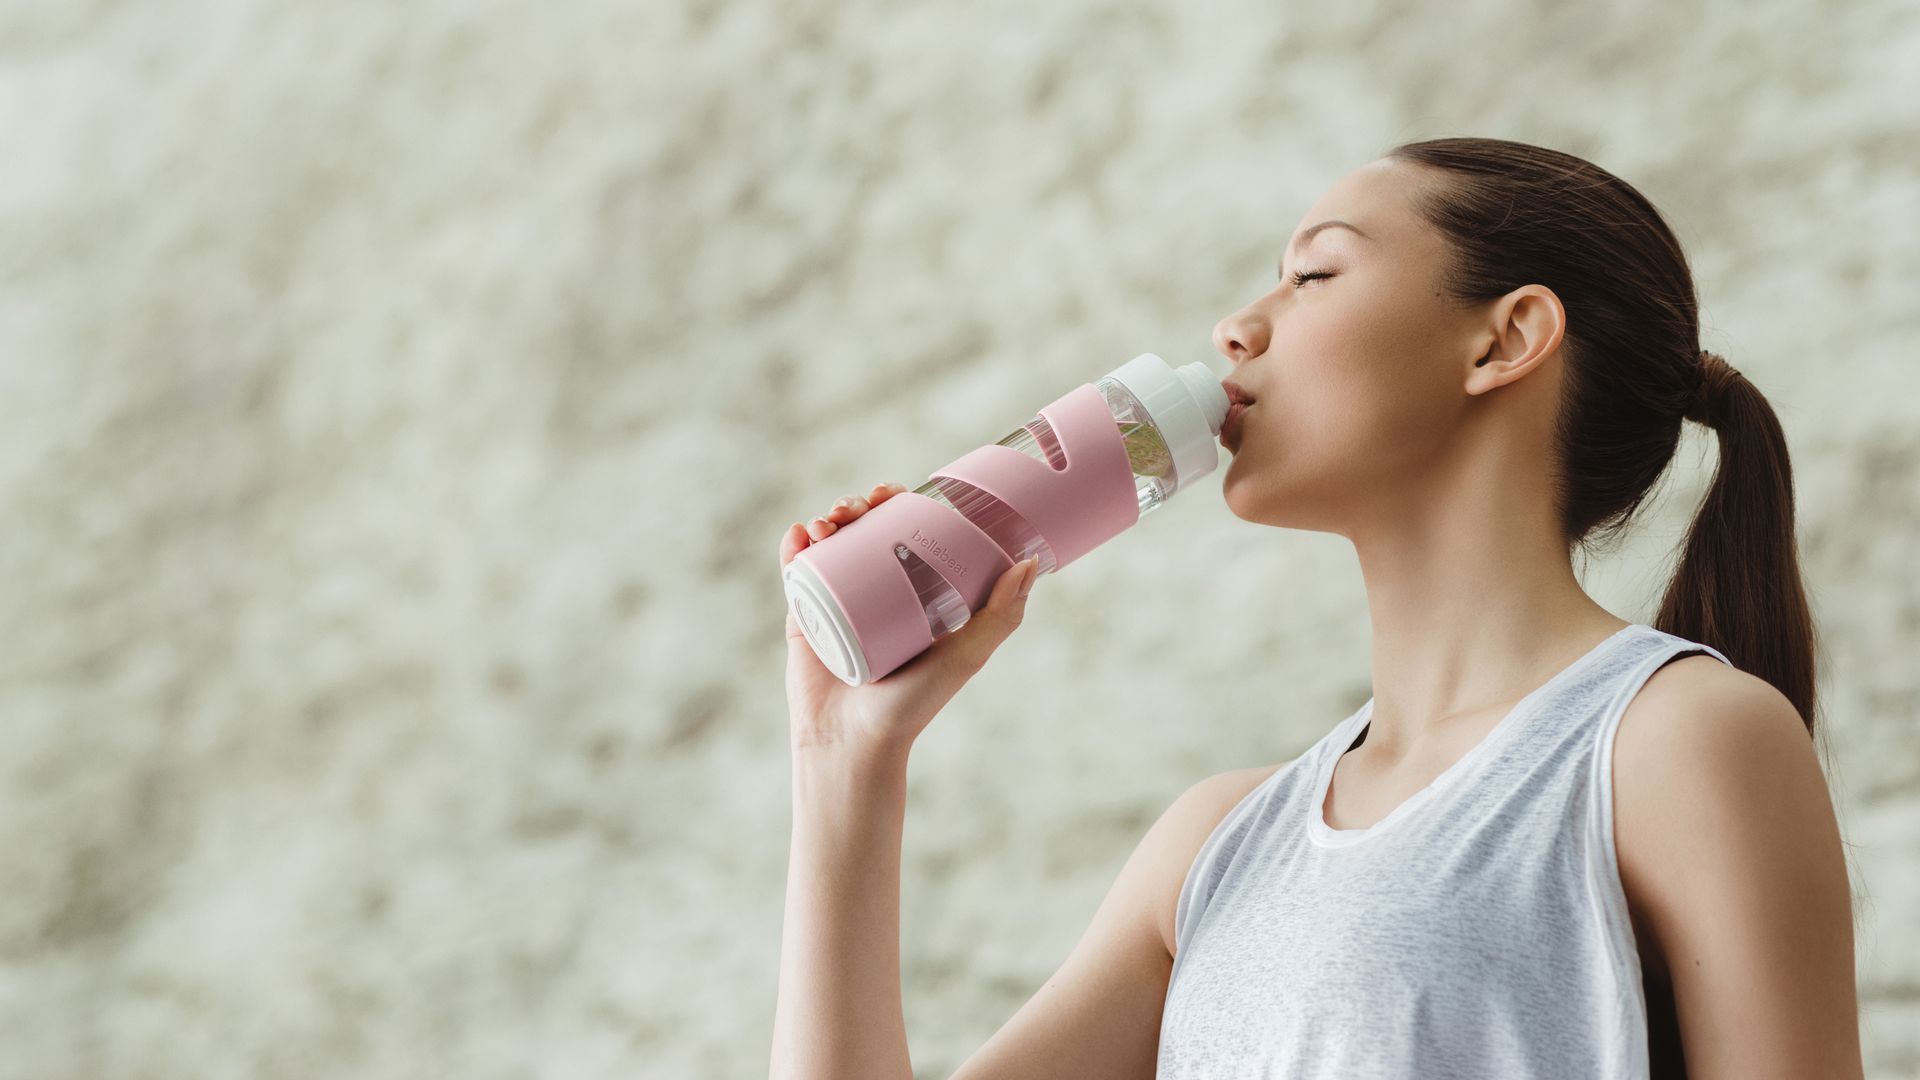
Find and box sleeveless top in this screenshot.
[1156,622,1732,1079]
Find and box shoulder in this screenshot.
[1609,653,1862,1069]
[1177,763,1288,820]
[1610,650,1835,967]
[1612,650,1813,797]
[1143,763,1285,957]
[1612,650,1817,853]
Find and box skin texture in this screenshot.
[770,158,1861,1078]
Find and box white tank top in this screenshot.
[1156,622,1731,1078]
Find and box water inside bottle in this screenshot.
[1117,420,1173,479]
[902,397,1181,638]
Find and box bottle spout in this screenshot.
[1174,361,1231,435]
[1104,353,1233,490]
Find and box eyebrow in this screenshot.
[1279,220,1373,277]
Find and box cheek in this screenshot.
[1252,309,1451,479]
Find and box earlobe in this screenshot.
[1459,341,1501,396]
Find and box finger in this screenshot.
[869,482,906,505]
[989,554,1041,612]
[967,554,1040,641]
[805,516,838,541]
[933,556,1038,672]
[778,521,809,568]
[779,524,811,639]
[826,495,869,523]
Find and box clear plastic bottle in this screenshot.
[784,353,1228,685]
[898,360,1223,640]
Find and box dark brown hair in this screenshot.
[1386,135,1824,1076]
[1385,136,1819,730]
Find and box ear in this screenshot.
[1464,284,1566,397]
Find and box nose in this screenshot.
[1213,309,1270,366]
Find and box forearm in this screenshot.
[770,742,915,1080]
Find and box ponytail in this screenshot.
[1653,350,1821,737]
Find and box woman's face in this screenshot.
[1214,159,1501,537]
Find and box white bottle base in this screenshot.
[783,557,870,686]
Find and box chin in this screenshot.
[1220,465,1272,523]
[1222,462,1332,533]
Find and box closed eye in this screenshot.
[1289,269,1335,288]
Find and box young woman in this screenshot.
[769,137,1862,1079]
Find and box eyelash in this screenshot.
[1289,269,1335,288]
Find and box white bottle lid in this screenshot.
[1105,354,1230,488]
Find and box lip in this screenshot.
[1221,401,1251,449]
[1221,380,1257,409]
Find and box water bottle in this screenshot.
[783,353,1230,685]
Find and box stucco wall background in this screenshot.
[2,1,1916,1077]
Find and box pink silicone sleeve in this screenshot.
[791,491,1014,680]
[930,381,1140,569]
[793,381,1140,682]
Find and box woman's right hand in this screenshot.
[779,482,1042,760]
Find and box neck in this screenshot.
[1344,438,1629,758]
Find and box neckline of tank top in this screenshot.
[1305,621,1651,849]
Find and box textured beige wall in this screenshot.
[2,1,1916,1077]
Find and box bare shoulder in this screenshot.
[1612,651,1818,879]
[1145,763,1286,957]
[1612,655,1812,967]
[1623,649,1790,716]
[1610,651,1860,1073]
[1613,651,1813,792]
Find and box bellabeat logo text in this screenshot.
[908,527,969,578]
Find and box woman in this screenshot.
[769,137,1862,1079]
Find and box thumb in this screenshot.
[934,555,1040,672]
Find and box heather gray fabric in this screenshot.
[1156,623,1732,1079]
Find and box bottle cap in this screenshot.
[1104,353,1230,489]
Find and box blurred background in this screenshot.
[2,0,1915,1077]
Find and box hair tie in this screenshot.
[1686,349,1740,426]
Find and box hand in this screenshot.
[780,481,1042,759]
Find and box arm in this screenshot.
[1613,657,1863,1078]
[768,753,1275,1080]
[771,484,1039,1080]
[946,767,1275,1080]
[770,741,917,1080]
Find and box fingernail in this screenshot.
[1017,558,1038,597]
